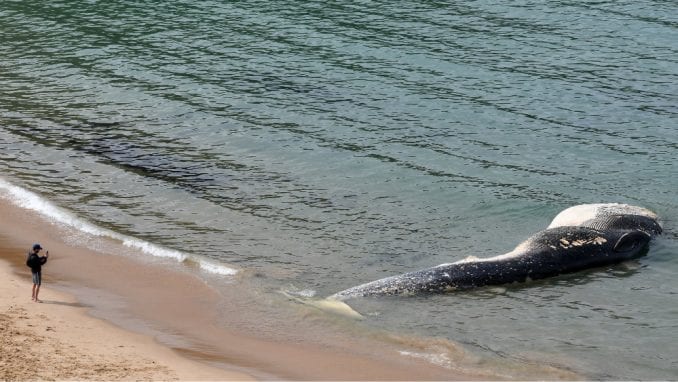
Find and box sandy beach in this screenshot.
[0,197,491,381]
[0,259,253,381]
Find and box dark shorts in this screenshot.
[32,271,41,286]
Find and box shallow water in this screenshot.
[1,1,677,379]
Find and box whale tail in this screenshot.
[279,291,363,319]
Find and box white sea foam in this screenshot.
[399,350,452,369]
[198,259,239,276]
[296,289,317,298]
[122,238,188,261]
[0,177,238,276]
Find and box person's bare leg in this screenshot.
[31,283,37,301]
[34,284,42,302]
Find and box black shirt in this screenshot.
[26,252,47,273]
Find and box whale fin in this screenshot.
[279,291,363,319]
[309,298,364,319]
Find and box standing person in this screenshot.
[26,244,49,302]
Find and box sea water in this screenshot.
[1,1,677,379]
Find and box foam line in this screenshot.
[0,177,237,276]
[199,260,239,276]
[0,178,105,237]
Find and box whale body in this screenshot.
[330,204,661,301]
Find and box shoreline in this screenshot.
[0,197,489,380]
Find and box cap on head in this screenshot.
[33,244,43,250]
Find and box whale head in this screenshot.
[548,203,662,236]
[518,226,654,276]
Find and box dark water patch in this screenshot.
[1,122,344,222]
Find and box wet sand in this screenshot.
[0,198,487,380]
[0,259,253,381]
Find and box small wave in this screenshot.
[282,288,317,298]
[122,238,187,262]
[0,177,238,276]
[399,350,453,369]
[0,178,107,237]
[395,335,580,380]
[198,259,238,276]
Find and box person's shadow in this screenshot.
[40,300,89,308]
